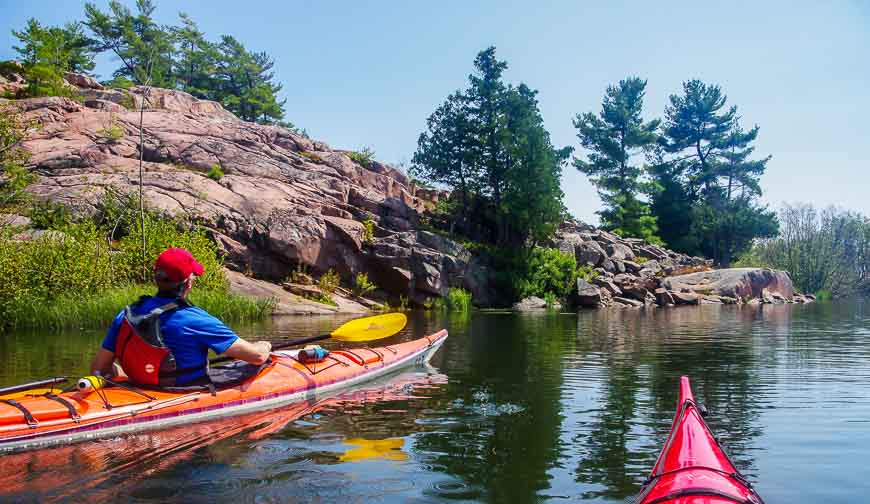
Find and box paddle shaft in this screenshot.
[209,333,330,365]
[0,377,68,396]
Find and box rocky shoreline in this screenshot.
[2,72,812,314]
[512,222,814,311]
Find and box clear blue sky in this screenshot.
[2,0,868,223]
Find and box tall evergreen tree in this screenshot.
[171,12,216,98]
[573,77,661,242]
[412,47,568,248]
[12,18,96,96]
[213,35,285,124]
[502,84,572,247]
[655,80,778,264]
[84,0,175,87]
[412,91,478,232]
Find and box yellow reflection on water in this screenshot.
[339,437,408,463]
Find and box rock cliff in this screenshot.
[4,76,483,311]
[5,74,807,312]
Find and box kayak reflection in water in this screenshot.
[89,248,273,387]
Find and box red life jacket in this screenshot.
[114,297,197,386]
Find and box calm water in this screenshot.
[1,301,868,503]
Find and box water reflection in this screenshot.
[1,301,868,503]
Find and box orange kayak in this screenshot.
[0,330,447,453]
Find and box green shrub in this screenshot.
[814,289,833,301]
[352,272,376,297]
[543,291,558,309]
[446,287,472,312]
[287,262,312,285]
[96,122,124,143]
[104,76,134,90]
[398,294,409,311]
[514,247,578,300]
[0,193,272,328]
[304,293,338,307]
[29,200,71,229]
[318,268,340,295]
[577,265,599,282]
[347,147,375,168]
[362,218,375,245]
[422,298,434,310]
[207,164,224,181]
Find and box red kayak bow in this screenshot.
[634,376,765,504]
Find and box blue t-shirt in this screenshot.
[102,296,239,385]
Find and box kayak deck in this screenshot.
[0,330,447,452]
[634,376,765,504]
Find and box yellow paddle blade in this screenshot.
[330,313,407,342]
[0,388,53,400]
[339,437,408,463]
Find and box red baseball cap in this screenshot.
[154,248,205,282]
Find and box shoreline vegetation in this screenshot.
[0,1,866,328]
[0,192,275,329]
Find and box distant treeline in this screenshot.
[6,0,290,127]
[413,48,777,267]
[739,204,870,297]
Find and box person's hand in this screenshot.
[255,341,272,354]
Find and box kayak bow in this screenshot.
[634,376,765,504]
[0,330,447,453]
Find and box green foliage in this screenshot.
[0,192,274,328]
[96,120,124,142]
[207,163,224,181]
[83,2,289,125]
[318,268,340,295]
[573,77,661,242]
[398,294,410,311]
[84,0,175,88]
[739,203,870,296]
[412,47,569,248]
[28,200,71,229]
[11,18,96,98]
[352,272,376,297]
[104,76,134,90]
[361,218,375,245]
[514,248,578,300]
[543,291,558,309]
[814,289,833,301]
[577,265,599,282]
[446,287,472,312]
[287,262,312,285]
[347,147,375,168]
[0,105,35,211]
[422,298,435,310]
[651,79,775,265]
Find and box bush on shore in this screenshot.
[0,192,274,328]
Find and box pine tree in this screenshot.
[501,84,571,247]
[412,47,568,248]
[84,0,176,87]
[12,18,96,97]
[171,12,216,98]
[412,91,479,232]
[573,77,661,242]
[655,80,778,264]
[213,36,285,124]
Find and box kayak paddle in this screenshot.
[210,312,408,365]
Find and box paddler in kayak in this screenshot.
[89,248,272,387]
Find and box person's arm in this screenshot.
[90,348,116,376]
[92,310,124,376]
[223,338,272,365]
